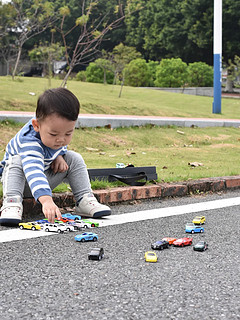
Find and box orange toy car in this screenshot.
[162,237,177,245]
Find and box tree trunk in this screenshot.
[61,66,73,87]
[12,46,22,80]
[119,76,125,98]
[225,78,234,92]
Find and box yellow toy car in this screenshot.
[192,216,206,225]
[144,251,158,263]
[19,222,41,231]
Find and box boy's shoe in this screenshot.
[0,196,23,226]
[75,193,111,218]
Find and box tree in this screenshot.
[0,1,18,75]
[5,0,57,80]
[224,56,240,93]
[155,58,188,87]
[95,57,114,85]
[187,62,213,87]
[124,58,151,87]
[28,42,65,86]
[56,1,134,87]
[110,43,141,97]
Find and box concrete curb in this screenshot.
[1,111,240,128]
[3,175,239,219]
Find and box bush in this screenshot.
[86,63,104,83]
[187,62,213,87]
[85,62,114,84]
[75,71,86,82]
[155,58,188,87]
[147,60,159,87]
[124,58,151,87]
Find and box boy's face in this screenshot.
[32,114,76,149]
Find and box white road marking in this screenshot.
[98,196,240,227]
[0,228,56,243]
[1,196,240,242]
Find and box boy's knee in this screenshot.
[64,151,85,165]
[6,155,22,168]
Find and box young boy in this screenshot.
[0,87,111,226]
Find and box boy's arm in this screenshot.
[38,195,62,223]
[51,155,68,174]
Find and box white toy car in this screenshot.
[73,220,91,229]
[43,223,67,233]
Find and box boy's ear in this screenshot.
[32,119,40,132]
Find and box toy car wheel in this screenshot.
[200,230,203,233]
[91,223,95,227]
[80,238,85,242]
[160,246,163,250]
[93,237,97,242]
[75,217,80,220]
[57,229,62,233]
[45,228,49,232]
[84,225,88,229]
[31,226,36,231]
[98,256,102,260]
[191,230,194,234]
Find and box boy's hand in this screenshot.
[51,155,68,174]
[39,195,62,223]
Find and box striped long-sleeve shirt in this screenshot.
[0,119,67,201]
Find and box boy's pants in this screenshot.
[2,150,92,203]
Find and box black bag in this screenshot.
[109,171,147,186]
[87,166,157,186]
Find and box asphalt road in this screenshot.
[0,190,240,320]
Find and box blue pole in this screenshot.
[212,0,222,114]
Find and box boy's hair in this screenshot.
[36,88,80,121]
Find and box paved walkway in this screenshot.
[0,111,240,128]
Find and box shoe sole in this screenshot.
[0,218,22,226]
[79,210,111,219]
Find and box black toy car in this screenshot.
[193,241,208,252]
[88,248,104,260]
[151,240,169,250]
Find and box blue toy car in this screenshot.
[75,232,98,242]
[185,223,204,234]
[62,213,81,220]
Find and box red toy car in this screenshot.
[173,237,193,247]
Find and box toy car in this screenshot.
[193,241,208,251]
[173,237,193,247]
[192,216,206,225]
[43,223,67,233]
[144,251,158,263]
[62,213,82,220]
[185,223,204,234]
[151,240,169,250]
[88,248,104,260]
[75,232,98,242]
[19,222,41,231]
[35,219,48,225]
[65,224,75,232]
[161,237,177,245]
[82,219,99,228]
[58,217,75,223]
[73,220,91,229]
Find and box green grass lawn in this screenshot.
[0,76,240,195]
[1,76,240,118]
